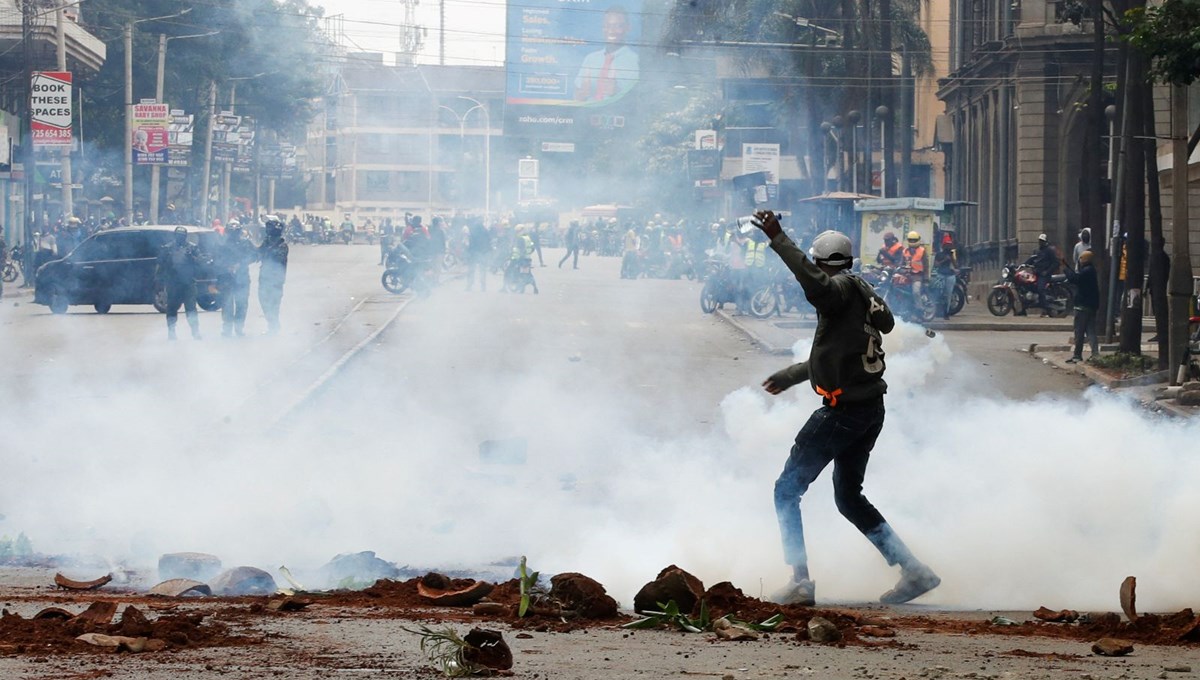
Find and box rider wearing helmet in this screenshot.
[1024,233,1060,315]
[901,230,927,302]
[751,210,940,609]
[258,217,289,335]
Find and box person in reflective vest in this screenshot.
[876,232,903,268]
[901,231,927,301]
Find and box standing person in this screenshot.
[621,225,640,279]
[559,220,581,269]
[34,229,57,272]
[725,226,749,315]
[530,222,545,267]
[1064,250,1100,363]
[216,223,257,337]
[428,216,448,269]
[752,210,940,607]
[1073,228,1092,270]
[932,235,958,320]
[155,226,202,340]
[258,218,289,335]
[465,218,492,291]
[379,218,395,265]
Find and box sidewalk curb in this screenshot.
[1029,343,1194,418]
[714,309,792,356]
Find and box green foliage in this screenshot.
[621,599,784,634]
[517,556,541,618]
[401,625,487,677]
[0,536,11,560]
[13,533,31,557]
[1089,352,1157,373]
[1125,0,1200,85]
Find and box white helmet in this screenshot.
[808,230,853,268]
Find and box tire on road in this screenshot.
[749,286,777,318]
[700,282,718,314]
[94,301,111,314]
[49,288,68,314]
[381,269,408,294]
[987,289,1012,316]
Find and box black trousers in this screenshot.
[165,281,198,333]
[559,246,579,268]
[220,279,250,333]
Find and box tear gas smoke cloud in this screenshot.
[2,287,1198,614]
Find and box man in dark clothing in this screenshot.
[932,236,958,320]
[529,223,545,267]
[876,231,903,268]
[156,226,202,340]
[753,210,940,607]
[559,220,581,269]
[465,219,492,291]
[428,216,448,267]
[217,224,258,337]
[1064,250,1100,363]
[258,219,289,335]
[1025,233,1060,313]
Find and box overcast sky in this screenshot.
[318,0,507,67]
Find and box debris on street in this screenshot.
[1092,637,1134,656]
[158,552,222,582]
[1121,576,1139,621]
[806,615,842,643]
[53,572,113,591]
[1033,606,1080,623]
[210,566,278,596]
[148,578,213,597]
[633,565,704,615]
[418,573,495,606]
[713,617,760,641]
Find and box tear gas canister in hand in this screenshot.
[735,216,763,235]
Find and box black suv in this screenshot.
[34,225,222,314]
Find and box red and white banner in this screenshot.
[31,71,72,148]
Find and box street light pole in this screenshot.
[123,21,132,225]
[458,96,490,225]
[149,32,165,224]
[55,5,72,219]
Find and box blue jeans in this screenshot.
[941,273,956,315]
[775,398,899,570]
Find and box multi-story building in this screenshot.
[304,53,503,224]
[0,0,106,243]
[937,0,1113,271]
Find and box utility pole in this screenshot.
[55,4,72,219]
[1168,85,1193,384]
[21,0,36,280]
[123,21,133,225]
[221,83,236,223]
[200,80,215,225]
[149,32,165,224]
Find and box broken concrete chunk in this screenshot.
[211,566,278,596]
[319,551,399,589]
[54,572,113,591]
[116,606,153,637]
[32,607,73,621]
[1178,391,1200,406]
[1165,665,1193,673]
[1092,638,1134,657]
[266,597,312,612]
[472,601,510,617]
[633,565,704,615]
[1120,576,1138,621]
[416,578,494,607]
[148,578,213,598]
[73,601,118,626]
[858,625,897,637]
[807,616,842,643]
[75,633,167,653]
[1033,606,1080,623]
[713,618,760,641]
[462,628,513,672]
[158,552,222,582]
[549,572,619,619]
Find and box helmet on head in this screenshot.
[906,231,921,244]
[228,219,240,227]
[173,226,188,236]
[808,230,853,269]
[1038,233,1048,243]
[883,231,897,243]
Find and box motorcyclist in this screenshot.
[216,223,258,337]
[340,215,355,241]
[1024,233,1060,315]
[155,226,202,340]
[507,226,538,293]
[876,232,903,268]
[901,231,927,303]
[621,225,640,279]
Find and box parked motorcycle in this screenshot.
[3,244,24,283]
[750,269,810,318]
[927,266,971,317]
[340,229,354,245]
[700,259,738,314]
[986,262,1073,317]
[504,256,538,294]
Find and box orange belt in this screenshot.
[815,386,844,407]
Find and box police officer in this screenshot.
[258,218,289,335]
[217,223,258,337]
[753,210,940,607]
[156,226,203,340]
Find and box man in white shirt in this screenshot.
[574,6,639,103]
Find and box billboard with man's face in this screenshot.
[505,0,643,140]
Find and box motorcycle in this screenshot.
[340,228,354,245]
[381,249,434,296]
[864,265,936,324]
[927,266,971,317]
[986,263,1073,317]
[504,257,538,294]
[3,244,24,283]
[699,259,738,314]
[750,269,810,318]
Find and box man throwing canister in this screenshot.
[752,210,940,607]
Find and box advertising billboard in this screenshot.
[132,101,169,165]
[506,0,643,139]
[31,71,72,149]
[166,109,193,167]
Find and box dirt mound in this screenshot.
[0,604,258,655]
[549,573,619,619]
